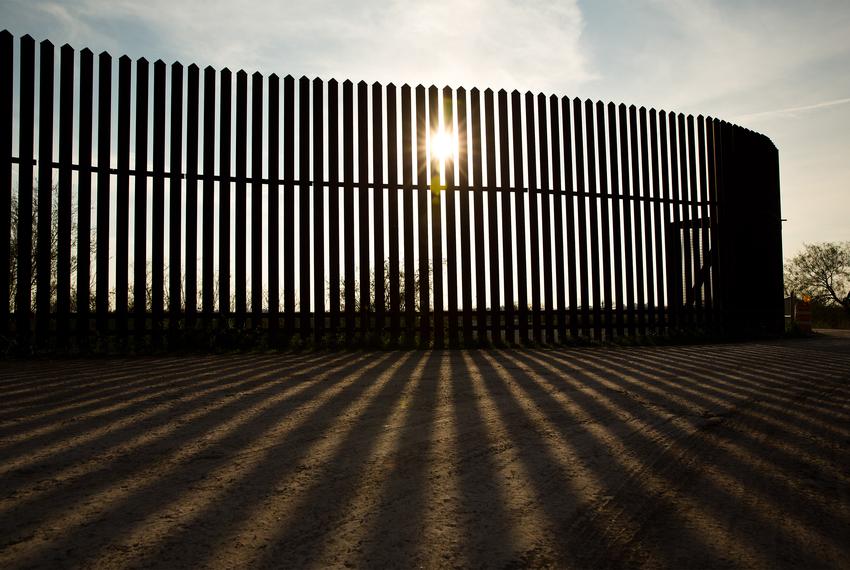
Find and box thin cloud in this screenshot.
[735,97,850,122]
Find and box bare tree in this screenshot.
[784,241,850,315]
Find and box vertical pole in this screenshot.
[314,78,325,342]
[77,48,93,346]
[416,85,430,346]
[151,60,166,344]
[95,50,111,339]
[0,31,11,338]
[184,64,199,330]
[201,65,215,327]
[342,80,355,343]
[219,68,232,321]
[596,101,613,340]
[284,75,296,341]
[608,103,624,337]
[268,74,281,340]
[511,91,528,344]
[444,86,458,346]
[300,76,312,339]
[484,89,499,344]
[169,62,183,337]
[628,105,646,336]
[457,88,472,344]
[428,85,444,347]
[537,95,554,343]
[56,44,74,346]
[401,85,415,344]
[471,89,486,342]
[386,83,400,343]
[640,107,656,332]
[371,82,384,339]
[252,72,264,328]
[326,78,339,342]
[584,99,602,341]
[235,71,247,326]
[35,40,54,346]
[357,81,369,341]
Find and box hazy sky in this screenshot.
[3,0,849,258]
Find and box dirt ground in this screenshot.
[1,331,849,569]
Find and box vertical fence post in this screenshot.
[497,90,513,344]
[553,96,570,341]
[665,111,681,331]
[252,72,264,329]
[235,70,247,326]
[687,115,703,325]
[484,89,499,344]
[284,75,296,341]
[697,115,712,326]
[608,103,624,337]
[650,109,665,332]
[185,64,200,333]
[511,90,528,344]
[572,98,590,338]
[585,99,602,341]
[618,104,635,336]
[134,58,149,342]
[169,62,183,339]
[314,78,325,342]
[0,31,10,339]
[561,97,576,339]
[386,83,400,343]
[35,39,54,346]
[444,86,458,346]
[471,89,486,343]
[342,80,355,343]
[525,92,541,343]
[628,106,646,336]
[537,95,554,343]
[76,49,93,346]
[639,108,656,333]
[268,74,281,341]
[457,87,472,345]
[372,82,384,340]
[677,114,692,327]
[94,51,111,340]
[705,117,720,326]
[457,87,470,346]
[219,68,232,322]
[185,64,199,331]
[56,43,74,347]
[301,76,312,339]
[416,85,430,346]
[428,85,444,347]
[658,111,672,333]
[151,60,166,345]
[201,65,215,327]
[357,81,369,341]
[401,85,415,344]
[596,101,613,340]
[15,35,34,348]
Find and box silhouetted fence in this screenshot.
[0,32,784,350]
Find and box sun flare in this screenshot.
[431,129,455,161]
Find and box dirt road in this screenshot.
[1,332,849,569]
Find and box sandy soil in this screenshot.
[1,331,849,569]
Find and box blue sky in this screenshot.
[3,0,849,258]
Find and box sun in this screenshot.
[431,129,455,161]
